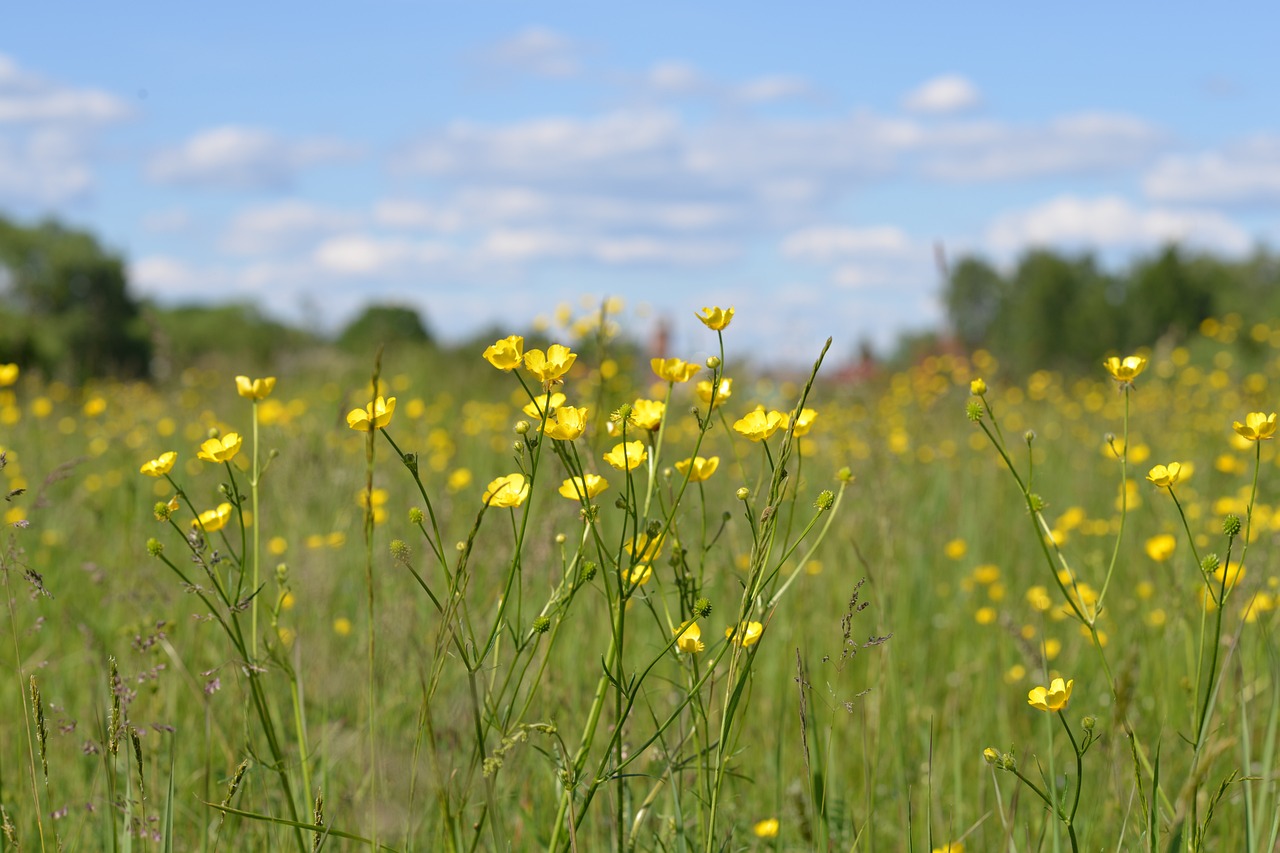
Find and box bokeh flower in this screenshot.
[651,357,700,383]
[1146,463,1182,488]
[483,335,524,371]
[483,473,530,508]
[1027,677,1073,711]
[0,364,18,386]
[1233,411,1277,441]
[725,620,763,646]
[751,818,778,839]
[789,407,818,436]
[1103,355,1148,383]
[695,377,732,408]
[1145,534,1176,562]
[523,344,577,384]
[197,433,242,463]
[192,502,233,533]
[733,408,785,441]
[696,306,734,331]
[140,451,177,477]
[604,441,647,471]
[235,375,276,400]
[674,621,705,653]
[558,474,609,501]
[346,396,396,431]
[675,455,719,482]
[543,406,588,441]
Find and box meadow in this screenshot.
[0,303,1278,852]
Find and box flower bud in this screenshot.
[1024,430,1036,444]
[555,532,566,544]
[580,561,597,582]
[408,507,424,524]
[837,466,854,483]
[146,538,164,557]
[814,490,835,511]
[153,501,173,521]
[966,401,984,422]
[1223,514,1242,536]
[706,355,721,369]
[1028,493,1047,512]
[736,487,750,501]
[982,746,999,765]
[206,427,220,439]
[532,615,551,634]
[694,597,712,617]
[515,420,531,435]
[1201,554,1220,573]
[1081,715,1096,732]
[970,378,987,396]
[390,539,410,561]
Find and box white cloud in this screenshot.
[734,75,812,104]
[141,208,193,233]
[0,130,94,205]
[148,126,358,190]
[312,234,453,276]
[646,61,705,94]
[781,225,913,261]
[222,200,360,254]
[373,199,464,232]
[903,74,981,115]
[985,194,1252,255]
[483,27,582,78]
[1144,136,1280,204]
[0,52,131,125]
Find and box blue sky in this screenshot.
[4,3,1279,362]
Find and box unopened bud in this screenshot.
[694,597,712,617]
[706,355,721,369]
[1223,514,1242,536]
[970,378,987,396]
[146,538,164,557]
[814,490,835,511]
[532,615,551,634]
[515,420,531,435]
[408,507,425,524]
[736,487,750,501]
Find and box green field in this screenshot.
[1,306,1278,852]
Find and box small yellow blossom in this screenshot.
[346,396,396,431]
[1026,585,1053,612]
[629,399,666,430]
[1145,534,1176,562]
[192,502,234,534]
[725,620,763,646]
[558,474,609,501]
[1233,411,1278,441]
[482,335,524,371]
[626,532,665,562]
[696,306,734,330]
[944,538,967,560]
[1027,677,1073,712]
[523,392,567,420]
[140,451,177,477]
[483,473,530,508]
[651,357,700,383]
[1103,355,1148,382]
[789,407,818,436]
[932,843,964,853]
[733,408,786,441]
[626,564,653,586]
[970,378,986,395]
[197,433,243,463]
[604,441,647,471]
[235,375,276,400]
[1146,462,1181,488]
[0,364,18,386]
[675,455,719,482]
[695,377,732,408]
[523,344,577,383]
[333,617,353,637]
[674,621,705,653]
[543,406,589,441]
[751,817,778,839]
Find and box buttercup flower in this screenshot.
[0,364,17,386]
[725,620,763,647]
[523,392,567,420]
[192,502,233,534]
[626,532,665,562]
[1145,534,1176,562]
[751,818,779,839]
[140,451,177,477]
[733,408,786,442]
[695,306,734,331]
[788,407,818,436]
[346,396,396,431]
[197,433,242,463]
[543,406,588,441]
[970,378,987,395]
[651,357,700,384]
[626,564,653,586]
[1027,676,1073,711]
[523,344,577,384]
[932,844,964,853]
[695,377,732,408]
[629,399,666,431]
[483,473,530,508]
[235,375,276,400]
[604,441,647,471]
[1233,411,1278,441]
[674,621,705,653]
[1146,462,1182,488]
[483,335,524,371]
[1103,355,1148,383]
[558,474,609,501]
[675,455,719,482]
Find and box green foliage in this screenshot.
[147,302,318,374]
[337,304,432,353]
[0,215,151,379]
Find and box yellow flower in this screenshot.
[543,406,588,441]
[604,441,647,471]
[1146,462,1181,488]
[629,399,666,431]
[346,396,396,431]
[695,377,732,408]
[0,364,17,386]
[626,532,665,562]
[970,378,986,395]
[944,538,967,560]
[789,407,818,436]
[1027,676,1073,711]
[695,306,734,331]
[192,502,233,533]
[197,433,243,463]
[482,335,525,371]
[626,564,653,586]
[675,455,719,482]
[523,344,577,383]
[1103,355,1148,382]
[483,473,529,508]
[932,844,964,853]
[674,621,705,653]
[725,620,763,647]
[1145,534,1176,562]
[523,392,566,419]
[733,408,786,441]
[1233,411,1278,441]
[235,375,276,400]
[751,817,779,839]
[558,474,609,501]
[140,451,177,477]
[651,357,700,383]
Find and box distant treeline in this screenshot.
[944,246,1280,375]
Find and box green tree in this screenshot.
[944,256,1007,349]
[337,304,433,353]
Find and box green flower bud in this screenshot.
[146,538,164,557]
[1201,553,1220,573]
[982,746,999,765]
[532,615,551,634]
[694,597,712,618]
[555,532,566,544]
[966,400,985,422]
[706,355,721,369]
[1081,715,1096,732]
[1028,493,1047,513]
[736,487,750,501]
[837,466,854,483]
[580,561,597,582]
[390,539,410,561]
[408,507,425,524]
[814,490,835,511]
[515,420,531,435]
[1222,514,1242,536]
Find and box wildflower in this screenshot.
[543,406,588,441]
[725,620,763,647]
[482,335,524,371]
[1145,534,1176,562]
[558,474,609,501]
[789,407,818,436]
[625,532,665,562]
[346,396,396,431]
[695,377,732,408]
[333,617,353,637]
[1103,355,1148,383]
[154,495,179,521]
[674,621,705,653]
[696,306,734,331]
[733,408,786,441]
[675,455,719,482]
[604,441,647,471]
[629,399,666,431]
[944,538,967,560]
[140,451,177,477]
[0,364,17,386]
[970,378,986,395]
[932,844,964,853]
[192,503,233,534]
[483,473,530,508]
[1146,463,1182,488]
[1233,411,1278,441]
[1027,677,1073,712]
[523,344,577,384]
[523,392,566,420]
[751,817,778,839]
[651,357,700,383]
[627,564,653,585]
[197,433,242,463]
[235,375,276,400]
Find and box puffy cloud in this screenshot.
[902,74,981,115]
[1144,136,1280,204]
[0,53,131,125]
[985,194,1251,255]
[312,234,454,276]
[646,61,705,94]
[734,75,812,104]
[482,27,582,78]
[781,225,913,261]
[222,200,360,254]
[0,130,94,205]
[148,126,358,190]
